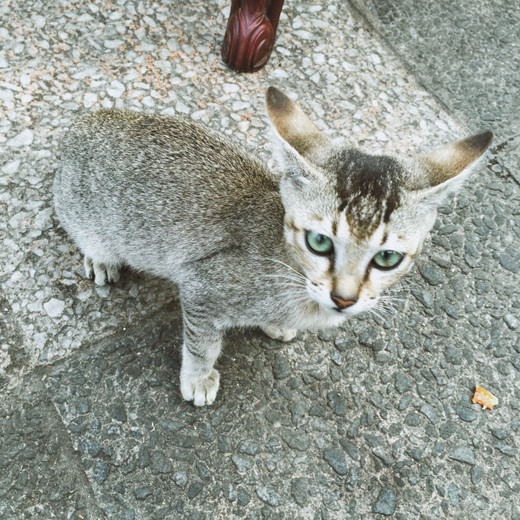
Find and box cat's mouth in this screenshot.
[330,302,361,316]
[331,295,358,312]
[308,287,362,317]
[304,278,372,318]
[319,290,376,318]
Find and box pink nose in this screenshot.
[331,295,357,309]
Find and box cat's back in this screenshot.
[54,109,284,274]
[60,108,277,192]
[56,108,281,223]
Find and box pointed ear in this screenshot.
[413,131,493,205]
[271,135,326,188]
[419,131,493,185]
[266,86,332,163]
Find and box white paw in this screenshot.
[84,257,120,286]
[261,325,297,342]
[180,368,220,406]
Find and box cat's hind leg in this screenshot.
[73,232,123,286]
[261,325,297,342]
[75,233,123,285]
[84,256,121,285]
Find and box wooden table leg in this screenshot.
[221,0,285,73]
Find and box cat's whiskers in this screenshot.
[261,281,309,295]
[384,287,407,294]
[260,273,307,286]
[376,302,396,313]
[254,256,307,281]
[380,299,405,309]
[378,299,396,312]
[367,308,386,322]
[381,295,406,302]
[273,282,308,290]
[291,294,315,311]
[381,288,407,303]
[366,297,398,322]
[261,273,306,283]
[379,292,405,306]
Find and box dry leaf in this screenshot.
[472,385,498,410]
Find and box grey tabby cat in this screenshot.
[53,87,492,406]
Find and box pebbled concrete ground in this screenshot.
[349,0,520,138]
[1,0,519,519]
[348,0,520,191]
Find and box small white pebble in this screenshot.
[104,39,124,49]
[2,160,20,174]
[175,100,190,114]
[83,92,98,108]
[313,53,326,66]
[223,83,239,94]
[32,15,46,28]
[44,298,65,318]
[107,80,125,98]
[7,129,34,147]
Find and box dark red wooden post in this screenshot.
[221,0,285,73]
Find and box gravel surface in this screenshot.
[349,0,520,138]
[1,0,519,518]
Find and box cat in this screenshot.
[53,86,492,406]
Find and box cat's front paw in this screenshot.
[84,256,120,286]
[180,368,220,406]
[261,325,297,342]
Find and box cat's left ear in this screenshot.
[413,131,493,204]
[266,86,332,166]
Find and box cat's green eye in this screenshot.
[305,231,334,256]
[372,250,404,270]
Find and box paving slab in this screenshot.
[0,375,103,519]
[349,0,520,191]
[35,307,520,519]
[349,0,520,138]
[0,0,519,518]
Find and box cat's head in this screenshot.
[266,86,493,317]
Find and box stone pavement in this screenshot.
[0,0,518,519]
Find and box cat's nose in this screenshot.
[331,294,357,309]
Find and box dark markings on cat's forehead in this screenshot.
[333,149,403,239]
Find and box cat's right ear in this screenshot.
[266,87,332,167]
[412,131,493,206]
